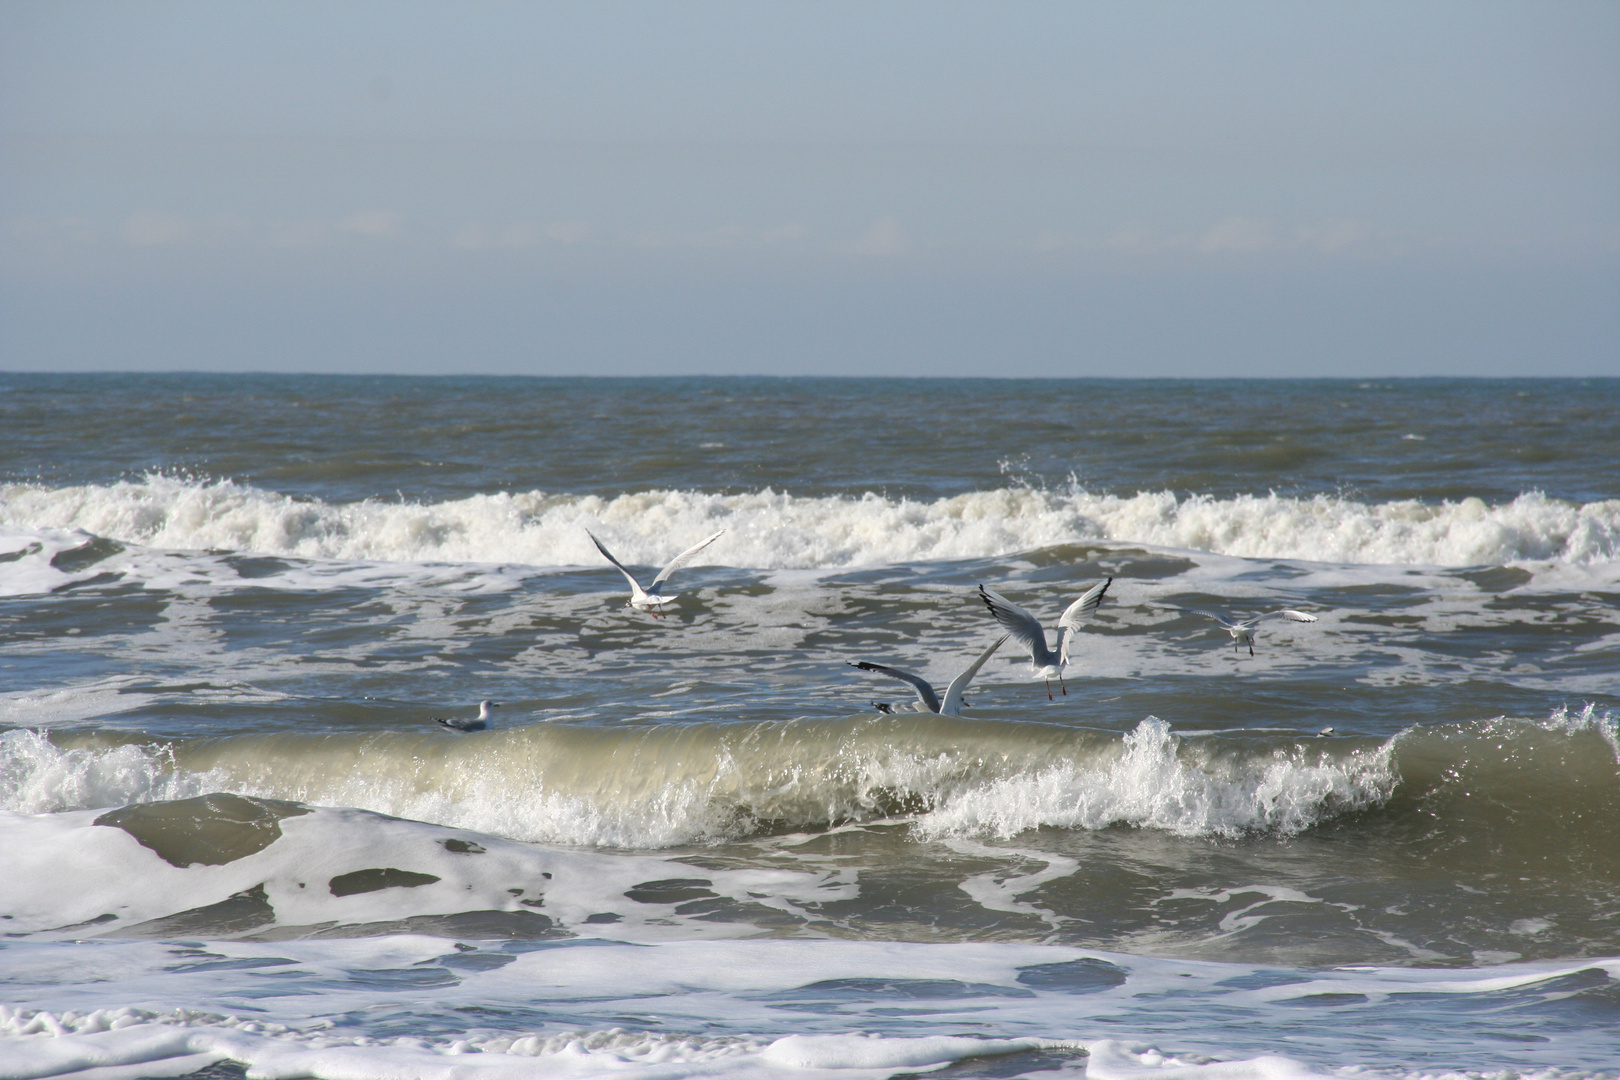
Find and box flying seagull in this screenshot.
[587,528,725,617]
[1186,608,1318,657]
[848,634,1008,717]
[977,578,1112,699]
[435,700,499,732]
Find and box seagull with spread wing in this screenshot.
[976,578,1112,699]
[848,634,1008,717]
[1187,608,1318,657]
[586,528,725,617]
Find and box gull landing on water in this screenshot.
[848,635,1009,717]
[587,528,725,618]
[977,578,1112,699]
[435,700,499,732]
[1188,609,1318,657]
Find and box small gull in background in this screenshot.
[849,635,1008,717]
[977,578,1112,699]
[587,528,726,618]
[435,700,499,732]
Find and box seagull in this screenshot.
[586,528,725,617]
[1184,609,1318,657]
[435,700,499,732]
[848,635,1008,717]
[977,578,1112,699]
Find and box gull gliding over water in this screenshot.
[848,635,1009,717]
[977,578,1112,699]
[435,700,499,732]
[1188,608,1318,657]
[587,528,726,617]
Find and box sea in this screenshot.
[1,373,1617,1080]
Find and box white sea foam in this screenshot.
[0,730,210,814]
[0,800,851,939]
[0,1002,1077,1080]
[3,477,1618,578]
[0,526,102,596]
[915,718,1397,840]
[2,937,1615,1079]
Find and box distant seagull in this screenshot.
[977,578,1112,699]
[587,528,725,617]
[1184,609,1318,657]
[848,635,1008,717]
[1316,726,1334,737]
[435,700,499,732]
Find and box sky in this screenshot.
[2,1,1616,377]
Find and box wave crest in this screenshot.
[4,476,1618,571]
[0,730,209,814]
[11,718,1397,847]
[913,717,1396,839]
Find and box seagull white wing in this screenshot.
[1264,609,1318,624]
[1057,578,1112,667]
[1058,577,1112,631]
[586,530,648,597]
[977,585,1049,659]
[848,660,941,714]
[649,529,726,590]
[941,634,1008,716]
[1182,608,1239,630]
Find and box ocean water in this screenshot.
[1,373,1617,1080]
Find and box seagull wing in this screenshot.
[586,530,648,598]
[1058,577,1112,631]
[1265,609,1318,624]
[941,634,1008,716]
[848,660,941,714]
[977,585,1051,664]
[649,529,726,591]
[1182,608,1239,630]
[1056,577,1112,667]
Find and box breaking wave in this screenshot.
[0,717,1402,847]
[9,710,1613,851]
[3,475,1619,571]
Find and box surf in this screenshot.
[9,711,1611,851]
[5,476,1620,580]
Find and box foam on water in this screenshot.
[1,936,1615,1079]
[0,799,851,940]
[4,477,1619,582]
[0,999,1079,1080]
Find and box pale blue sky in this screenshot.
[2,1,1616,375]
